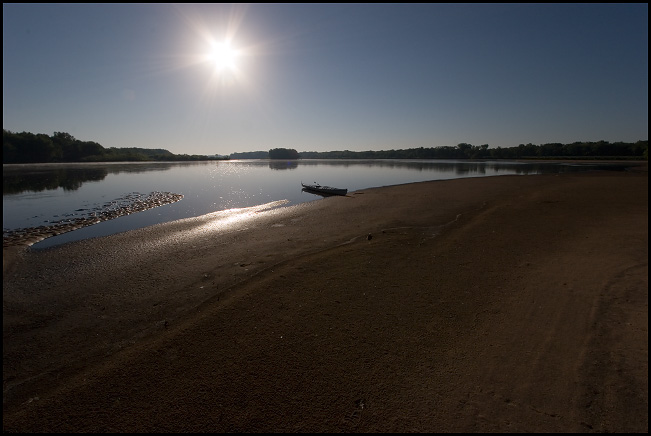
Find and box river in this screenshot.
[3,159,624,249]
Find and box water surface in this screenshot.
[3,159,619,249]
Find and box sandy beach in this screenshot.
[3,166,648,432]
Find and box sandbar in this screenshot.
[3,165,648,432]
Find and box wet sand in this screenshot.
[2,166,648,432]
[3,191,184,249]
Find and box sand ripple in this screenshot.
[3,191,183,247]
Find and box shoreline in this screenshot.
[4,160,645,249]
[3,168,648,432]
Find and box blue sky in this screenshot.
[3,3,648,156]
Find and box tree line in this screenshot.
[232,142,647,161]
[2,130,229,163]
[229,148,301,160]
[3,129,647,163]
[299,141,648,160]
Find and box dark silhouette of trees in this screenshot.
[3,129,647,163]
[298,140,647,160]
[268,148,299,159]
[52,131,78,161]
[3,130,229,163]
[3,130,57,163]
[229,151,269,159]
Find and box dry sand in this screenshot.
[3,166,648,432]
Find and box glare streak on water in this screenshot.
[3,159,619,249]
[146,200,292,252]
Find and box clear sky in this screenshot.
[3,3,648,156]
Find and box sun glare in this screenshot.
[209,40,240,72]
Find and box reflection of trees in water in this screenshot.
[2,162,210,195]
[3,167,109,194]
[3,160,627,196]
[290,159,625,175]
[101,161,207,174]
[269,161,298,170]
[287,159,543,174]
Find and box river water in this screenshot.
[3,159,622,249]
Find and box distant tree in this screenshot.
[269,148,299,159]
[52,131,80,161]
[3,130,18,162]
[3,129,647,163]
[7,131,58,162]
[457,143,473,158]
[79,141,104,160]
[635,140,648,160]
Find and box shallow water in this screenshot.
[3,159,625,249]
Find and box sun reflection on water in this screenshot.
[147,199,290,249]
[195,200,289,232]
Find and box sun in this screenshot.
[209,40,240,72]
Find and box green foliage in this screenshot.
[2,130,229,163]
